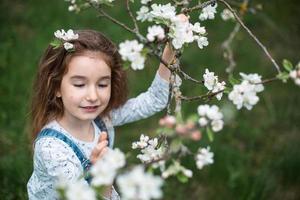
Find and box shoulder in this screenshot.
[34,136,72,164]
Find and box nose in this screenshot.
[86,86,98,102]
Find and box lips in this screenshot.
[80,105,99,112]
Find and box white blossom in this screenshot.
[206,105,223,121]
[228,80,260,110]
[192,22,206,34]
[91,0,115,4]
[65,179,96,200]
[54,29,79,41]
[221,8,235,21]
[197,104,224,132]
[132,134,166,164]
[117,166,163,200]
[195,36,209,49]
[162,161,193,179]
[211,119,224,132]
[203,68,217,90]
[240,72,264,92]
[199,3,218,21]
[150,3,177,22]
[169,16,194,49]
[119,40,145,70]
[132,134,149,149]
[289,69,300,86]
[198,117,208,127]
[289,62,300,86]
[90,148,125,186]
[212,81,226,100]
[196,146,214,170]
[141,0,152,4]
[203,69,226,100]
[146,25,165,42]
[63,42,74,51]
[137,6,151,22]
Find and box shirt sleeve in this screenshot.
[111,71,170,126]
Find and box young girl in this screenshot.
[27,29,174,200]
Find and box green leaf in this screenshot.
[141,47,150,57]
[170,139,182,153]
[276,72,290,83]
[50,39,61,49]
[223,87,231,94]
[206,126,214,142]
[177,173,188,183]
[187,114,198,123]
[122,61,131,70]
[228,74,241,86]
[282,59,293,72]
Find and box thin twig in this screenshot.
[180,89,224,101]
[97,8,136,34]
[222,23,240,73]
[218,0,282,73]
[182,0,217,14]
[126,0,140,32]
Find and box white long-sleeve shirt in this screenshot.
[27,72,169,200]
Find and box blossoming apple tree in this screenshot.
[56,0,300,199]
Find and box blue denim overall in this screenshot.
[35,117,108,184]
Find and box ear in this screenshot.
[56,90,62,98]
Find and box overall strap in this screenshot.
[94,117,112,147]
[36,128,92,184]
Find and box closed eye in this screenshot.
[73,84,85,87]
[98,84,108,88]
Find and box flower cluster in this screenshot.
[53,29,79,51]
[203,68,226,100]
[65,179,96,200]
[169,17,208,49]
[199,3,218,21]
[197,104,224,132]
[146,25,165,42]
[159,115,202,141]
[289,62,300,86]
[118,40,145,70]
[137,3,209,50]
[117,165,163,200]
[228,73,264,110]
[132,134,165,163]
[196,146,214,169]
[162,160,193,179]
[90,148,125,186]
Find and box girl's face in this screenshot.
[57,53,111,123]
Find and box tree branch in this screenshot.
[218,0,282,73]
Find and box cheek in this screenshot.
[102,87,112,104]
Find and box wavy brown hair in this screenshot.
[31,30,128,139]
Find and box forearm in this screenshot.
[158,42,175,82]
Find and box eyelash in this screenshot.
[73,84,108,88]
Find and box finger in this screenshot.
[99,131,108,143]
[177,14,189,22]
[98,147,109,159]
[90,140,108,162]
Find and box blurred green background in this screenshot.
[0,0,299,199]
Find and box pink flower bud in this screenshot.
[159,118,166,126]
[164,115,176,128]
[190,130,202,141]
[185,121,196,130]
[175,124,189,135]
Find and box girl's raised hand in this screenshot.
[90,131,109,164]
